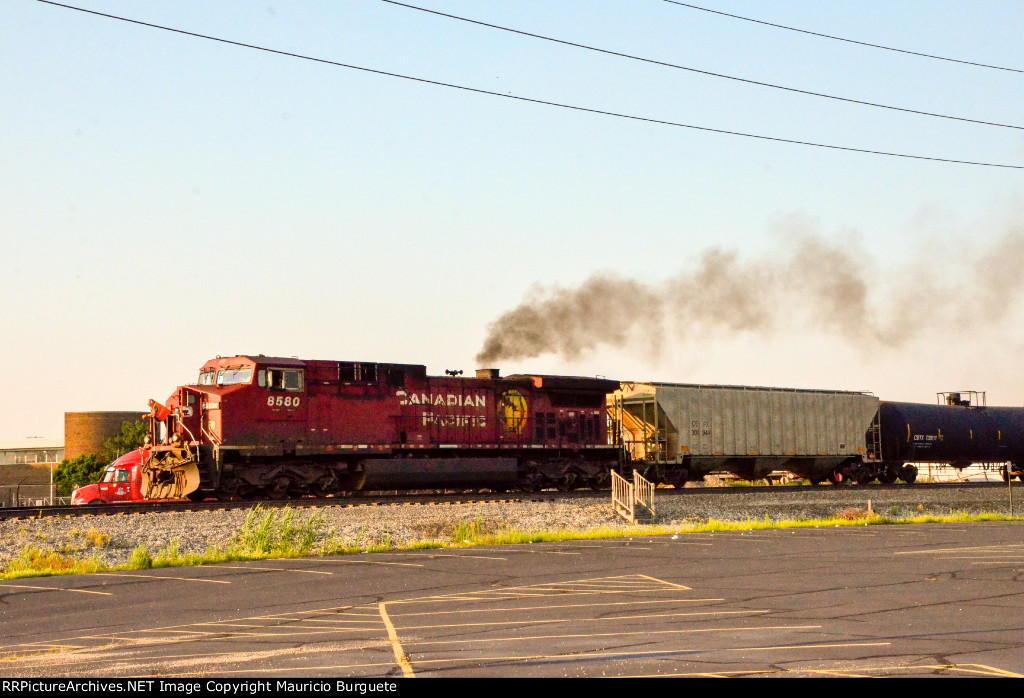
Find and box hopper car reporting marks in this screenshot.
[74,355,1024,504]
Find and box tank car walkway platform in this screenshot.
[1,522,1023,678]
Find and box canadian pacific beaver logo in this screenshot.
[501,390,528,434]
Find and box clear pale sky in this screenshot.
[2,0,1023,441]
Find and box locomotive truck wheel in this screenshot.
[314,472,340,498]
[235,484,258,500]
[556,472,579,492]
[517,472,544,493]
[588,473,611,491]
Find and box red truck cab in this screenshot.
[71,449,161,505]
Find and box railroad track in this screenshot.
[0,481,1009,521]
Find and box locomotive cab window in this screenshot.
[217,368,253,386]
[263,368,304,392]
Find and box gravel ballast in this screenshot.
[0,485,1018,569]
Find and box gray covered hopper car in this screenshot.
[612,382,881,485]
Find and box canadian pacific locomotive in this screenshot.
[116,355,1024,502]
[138,355,620,501]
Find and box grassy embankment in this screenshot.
[1,504,1020,581]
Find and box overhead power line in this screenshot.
[663,1,1024,75]
[379,0,1022,131]
[33,0,1024,170]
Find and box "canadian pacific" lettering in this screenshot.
[395,390,486,408]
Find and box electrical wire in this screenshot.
[663,0,1024,74]
[379,0,1023,131]
[32,0,1024,170]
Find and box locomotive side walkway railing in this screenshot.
[611,470,656,524]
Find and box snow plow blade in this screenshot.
[140,450,200,500]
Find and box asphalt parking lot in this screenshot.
[2,521,1022,677]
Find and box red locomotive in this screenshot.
[137,355,621,500]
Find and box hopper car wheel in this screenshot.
[877,468,898,485]
[1001,465,1010,483]
[855,468,876,486]
[808,478,823,486]
[665,468,689,489]
[900,465,917,484]
[186,490,205,502]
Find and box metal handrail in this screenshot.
[633,471,655,517]
[611,470,635,523]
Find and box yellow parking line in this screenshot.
[637,574,690,589]
[100,573,230,584]
[389,553,508,561]
[322,560,424,568]
[379,603,415,679]
[0,643,88,654]
[257,618,385,626]
[388,597,725,618]
[139,628,380,638]
[215,565,333,575]
[395,610,769,631]
[402,624,822,646]
[198,638,883,675]
[897,545,1024,555]
[962,663,1024,678]
[388,587,692,605]
[795,664,1022,678]
[0,583,113,596]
